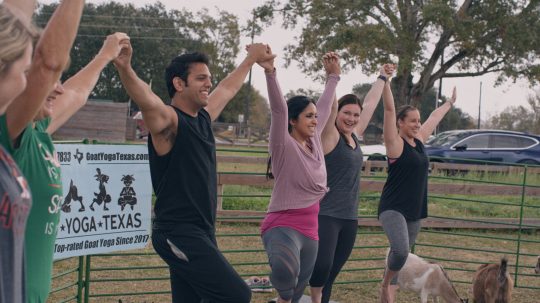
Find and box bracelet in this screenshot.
[377,75,388,82]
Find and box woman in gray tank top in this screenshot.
[309,64,395,303]
[379,82,457,303]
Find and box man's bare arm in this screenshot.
[114,40,175,155]
[205,43,275,121]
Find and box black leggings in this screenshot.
[309,215,358,303]
[152,227,251,303]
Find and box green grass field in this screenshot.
[48,148,539,302]
[49,223,539,303]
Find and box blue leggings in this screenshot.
[262,227,318,303]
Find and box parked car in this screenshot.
[424,129,540,165]
[362,144,387,161]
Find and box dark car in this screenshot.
[424,129,540,165]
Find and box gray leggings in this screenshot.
[379,210,421,283]
[262,227,318,303]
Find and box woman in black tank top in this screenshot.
[378,82,457,303]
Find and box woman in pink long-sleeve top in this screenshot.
[256,48,341,303]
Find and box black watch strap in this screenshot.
[377,75,388,82]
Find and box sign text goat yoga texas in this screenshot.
[53,144,152,259]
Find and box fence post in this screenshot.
[84,255,92,303]
[247,127,251,147]
[431,162,439,175]
[514,165,528,286]
[364,161,372,174]
[77,256,85,303]
[217,184,224,211]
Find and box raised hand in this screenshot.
[322,51,341,76]
[247,44,275,73]
[380,63,396,80]
[98,32,130,62]
[246,43,276,64]
[448,87,457,105]
[113,39,133,70]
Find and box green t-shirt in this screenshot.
[0,116,62,303]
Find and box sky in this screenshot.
[38,0,538,121]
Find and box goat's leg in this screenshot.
[419,290,428,303]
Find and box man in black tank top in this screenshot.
[114,41,275,303]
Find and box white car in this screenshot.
[361,144,387,161]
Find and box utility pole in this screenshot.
[243,15,256,134]
[435,49,444,135]
[477,81,482,129]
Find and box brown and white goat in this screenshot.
[390,252,468,303]
[472,257,513,303]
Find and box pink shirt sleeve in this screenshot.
[266,71,288,151]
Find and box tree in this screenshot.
[487,90,540,133]
[219,83,270,129]
[34,2,240,104]
[253,0,540,107]
[284,88,320,100]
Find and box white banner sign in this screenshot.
[53,144,152,259]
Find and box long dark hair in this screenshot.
[266,95,316,179]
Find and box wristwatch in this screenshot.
[377,75,388,82]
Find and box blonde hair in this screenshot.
[0,4,38,75]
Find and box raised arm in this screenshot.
[255,47,289,149]
[382,80,403,159]
[2,0,36,25]
[47,33,129,134]
[356,64,395,136]
[114,40,175,155]
[321,94,339,154]
[418,87,456,143]
[205,43,275,121]
[316,52,340,134]
[6,0,84,142]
